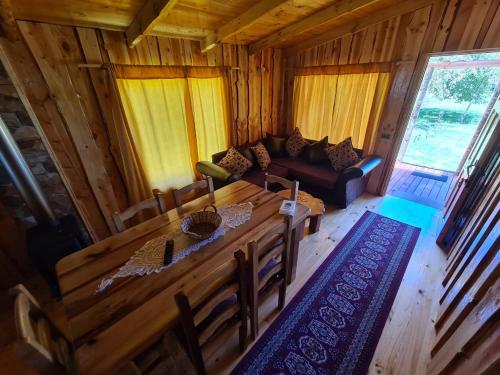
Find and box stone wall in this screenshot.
[0,61,88,239]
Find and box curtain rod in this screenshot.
[78,63,240,70]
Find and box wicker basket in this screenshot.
[181,205,222,240]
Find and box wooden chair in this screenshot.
[264,173,299,201]
[175,250,248,375]
[112,192,167,232]
[173,177,214,209]
[129,331,195,375]
[248,215,292,339]
[9,284,76,375]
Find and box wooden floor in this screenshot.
[387,161,456,209]
[0,193,447,375]
[207,193,447,374]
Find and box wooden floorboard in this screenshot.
[0,193,447,375]
[387,162,455,209]
[206,193,446,375]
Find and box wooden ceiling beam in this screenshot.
[126,0,179,48]
[249,0,380,54]
[201,0,289,53]
[284,0,437,56]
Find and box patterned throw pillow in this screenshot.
[251,142,272,170]
[286,127,308,158]
[217,147,253,176]
[325,137,361,172]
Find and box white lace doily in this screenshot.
[96,202,253,293]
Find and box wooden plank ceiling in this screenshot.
[9,0,409,52]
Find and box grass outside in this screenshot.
[402,97,485,172]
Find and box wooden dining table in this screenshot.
[56,180,310,375]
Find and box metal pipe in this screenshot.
[0,115,57,224]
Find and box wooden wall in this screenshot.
[429,169,499,374]
[282,0,500,195]
[0,12,282,241]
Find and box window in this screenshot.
[292,64,391,153]
[115,66,229,192]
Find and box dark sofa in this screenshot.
[196,139,382,208]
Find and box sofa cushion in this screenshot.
[217,147,253,176]
[251,142,272,170]
[242,163,289,187]
[264,133,287,156]
[325,137,361,172]
[272,157,339,189]
[303,136,329,164]
[285,127,308,158]
[237,144,256,165]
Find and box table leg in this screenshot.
[288,220,305,284]
[309,214,322,233]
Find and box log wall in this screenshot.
[429,169,499,375]
[283,0,500,195]
[0,14,283,241]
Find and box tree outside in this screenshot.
[401,52,500,172]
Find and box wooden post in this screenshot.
[397,66,434,161]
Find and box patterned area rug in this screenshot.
[232,211,420,375]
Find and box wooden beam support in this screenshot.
[249,0,379,54]
[126,0,179,48]
[201,0,289,53]
[284,0,437,56]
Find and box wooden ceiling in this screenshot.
[10,0,421,53]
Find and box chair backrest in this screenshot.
[9,284,74,375]
[248,215,292,306]
[112,192,167,232]
[175,250,247,375]
[264,173,299,201]
[173,177,214,209]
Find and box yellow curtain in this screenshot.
[188,76,229,161]
[116,78,195,192]
[293,71,391,153]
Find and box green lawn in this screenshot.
[402,98,485,172]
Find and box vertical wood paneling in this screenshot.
[9,19,282,240]
[248,51,262,142]
[285,0,500,195]
[261,48,273,136]
[271,49,282,135]
[237,45,249,145]
[18,21,123,234]
[0,5,111,241]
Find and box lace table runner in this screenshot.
[96,202,253,293]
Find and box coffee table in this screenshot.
[277,189,325,233]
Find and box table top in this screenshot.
[276,189,325,216]
[56,180,309,375]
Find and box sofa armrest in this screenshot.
[340,155,383,181]
[196,161,240,183]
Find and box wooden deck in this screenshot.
[387,161,456,209]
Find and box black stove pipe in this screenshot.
[0,115,57,225]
